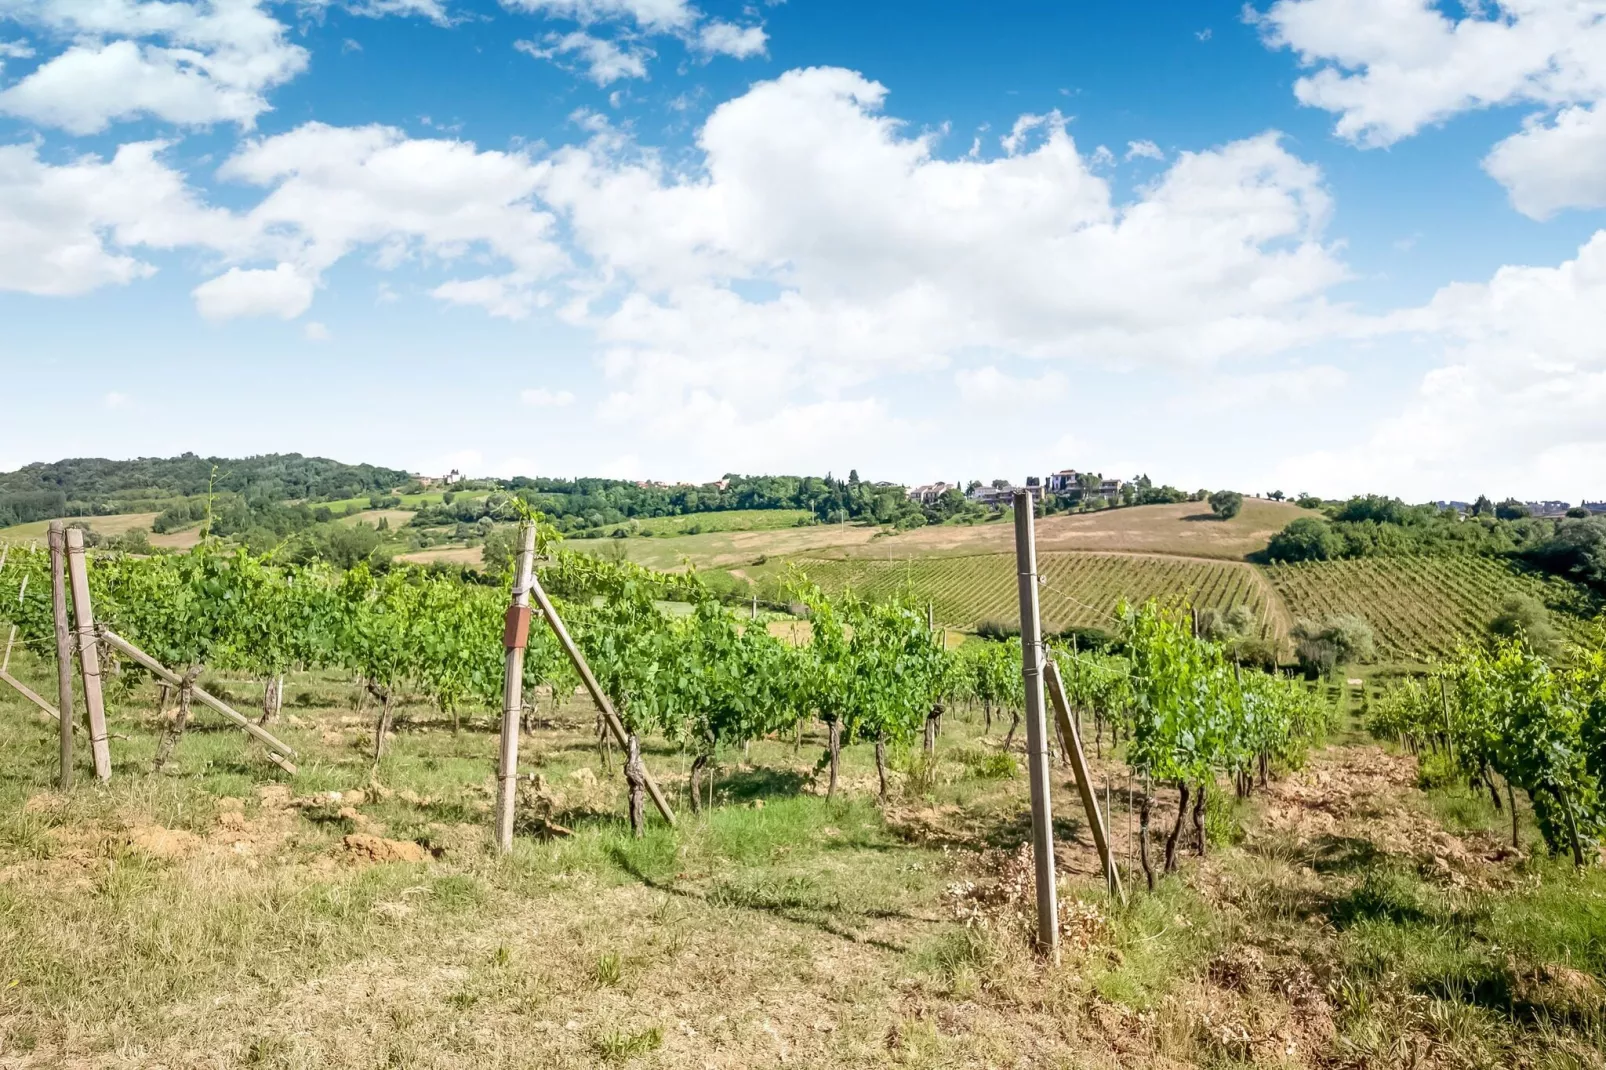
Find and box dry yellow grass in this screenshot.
[396,545,485,568]
[620,499,1307,573]
[0,513,201,550]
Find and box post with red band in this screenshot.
[494,523,538,852]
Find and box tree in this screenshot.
[1291,614,1375,677]
[1495,498,1532,520]
[1488,595,1558,657]
[1266,516,1343,562]
[1268,490,1285,501]
[1471,494,1495,517]
[1208,490,1243,520]
[1527,516,1606,594]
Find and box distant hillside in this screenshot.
[614,498,1310,572]
[0,454,412,527]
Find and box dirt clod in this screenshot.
[341,834,429,864]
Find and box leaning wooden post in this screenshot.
[64,527,111,782]
[494,522,538,853]
[526,571,677,827]
[1012,490,1059,958]
[1045,658,1124,902]
[49,522,75,790]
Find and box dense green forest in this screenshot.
[0,454,410,527]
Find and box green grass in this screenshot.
[3,648,1604,1068]
[585,508,814,538]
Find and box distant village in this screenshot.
[907,469,1126,508]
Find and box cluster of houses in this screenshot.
[1436,500,1606,517]
[907,469,1124,508]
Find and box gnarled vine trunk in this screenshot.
[257,674,284,727]
[1164,781,1190,873]
[1192,780,1207,857]
[1509,781,1519,849]
[689,752,710,814]
[625,733,646,838]
[826,719,842,799]
[1138,784,1155,891]
[151,676,195,774]
[875,735,889,799]
[370,684,395,763]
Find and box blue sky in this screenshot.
[2,0,1604,502]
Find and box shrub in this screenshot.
[1267,516,1343,562]
[1208,490,1244,519]
[975,620,1019,641]
[1292,614,1376,677]
[951,746,1017,779]
[1488,594,1558,656]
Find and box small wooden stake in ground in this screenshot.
[494,522,537,853]
[1044,658,1124,903]
[526,570,677,828]
[48,522,75,789]
[64,527,111,782]
[1012,490,1059,958]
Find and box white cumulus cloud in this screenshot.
[1280,230,1606,499]
[531,66,1351,467]
[0,0,309,134]
[1125,138,1164,161]
[696,19,765,59]
[192,263,314,320]
[1484,102,1606,218]
[515,32,651,84]
[0,140,244,296]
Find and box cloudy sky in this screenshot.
[1,0,1603,502]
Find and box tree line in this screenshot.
[1266,494,1606,596]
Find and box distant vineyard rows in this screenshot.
[792,552,1277,636]
[1262,555,1599,660]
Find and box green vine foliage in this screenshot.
[1373,629,1606,861]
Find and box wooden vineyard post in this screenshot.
[526,571,677,828]
[494,523,537,853]
[1044,658,1125,903]
[49,522,75,789]
[1012,491,1059,958]
[64,527,111,782]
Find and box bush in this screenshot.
[1267,516,1343,562]
[975,620,1019,641]
[1208,490,1243,519]
[1292,614,1375,677]
[951,746,1017,779]
[1488,594,1558,656]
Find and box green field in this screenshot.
[790,551,1281,637]
[1263,555,1600,659]
[315,489,465,513]
[596,508,813,538]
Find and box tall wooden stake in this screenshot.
[495,523,537,853]
[64,527,111,782]
[1013,490,1059,957]
[49,522,75,790]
